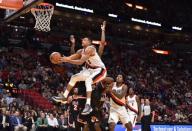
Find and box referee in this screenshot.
[141,99,155,131]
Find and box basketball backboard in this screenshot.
[3,0,43,22]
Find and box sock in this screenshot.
[86,98,91,105]
[63,90,69,98]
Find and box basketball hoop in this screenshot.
[31,3,54,32]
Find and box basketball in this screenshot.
[50,52,61,64]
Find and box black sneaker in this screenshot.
[81,104,93,115]
[52,96,67,104]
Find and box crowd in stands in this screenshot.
[0,42,192,130]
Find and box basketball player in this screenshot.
[104,74,132,131]
[78,83,105,131]
[67,87,86,131]
[52,21,107,115]
[126,87,141,128]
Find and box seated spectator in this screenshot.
[31,110,38,131]
[36,112,48,131]
[10,111,27,131]
[23,111,33,131]
[47,113,59,131]
[18,80,27,89]
[58,114,67,131]
[0,108,10,131]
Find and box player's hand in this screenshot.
[101,21,106,31]
[58,56,70,63]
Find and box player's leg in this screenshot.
[130,114,137,128]
[93,113,102,131]
[124,122,132,131]
[119,107,132,131]
[109,122,116,131]
[108,110,118,131]
[94,122,102,131]
[83,124,89,131]
[82,68,106,115]
[52,70,88,103]
[93,109,102,131]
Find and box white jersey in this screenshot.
[127,95,138,115]
[108,82,130,125]
[110,82,126,109]
[82,46,105,69]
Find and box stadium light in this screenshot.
[131,18,161,27]
[135,5,144,10]
[74,6,94,13]
[56,3,94,13]
[172,26,182,31]
[108,13,118,18]
[126,3,133,7]
[56,3,74,9]
[152,49,169,55]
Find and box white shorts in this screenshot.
[69,67,107,86]
[128,113,137,127]
[108,106,130,125]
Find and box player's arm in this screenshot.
[98,21,106,57]
[111,84,128,99]
[151,111,155,122]
[68,49,82,60]
[69,35,76,54]
[151,106,155,122]
[61,46,95,65]
[136,96,141,121]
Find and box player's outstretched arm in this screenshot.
[60,46,95,65]
[98,21,106,57]
[111,84,128,99]
[69,35,76,55]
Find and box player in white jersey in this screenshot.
[104,75,132,131]
[126,87,141,128]
[52,22,107,115]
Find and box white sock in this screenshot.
[63,90,69,98]
[86,98,91,105]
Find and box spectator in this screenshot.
[10,111,27,131]
[47,113,59,131]
[58,114,67,131]
[0,108,10,131]
[18,80,27,89]
[31,110,38,131]
[23,111,33,131]
[36,112,48,131]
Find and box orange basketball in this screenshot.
[50,52,61,64]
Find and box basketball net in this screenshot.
[31,3,54,32]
